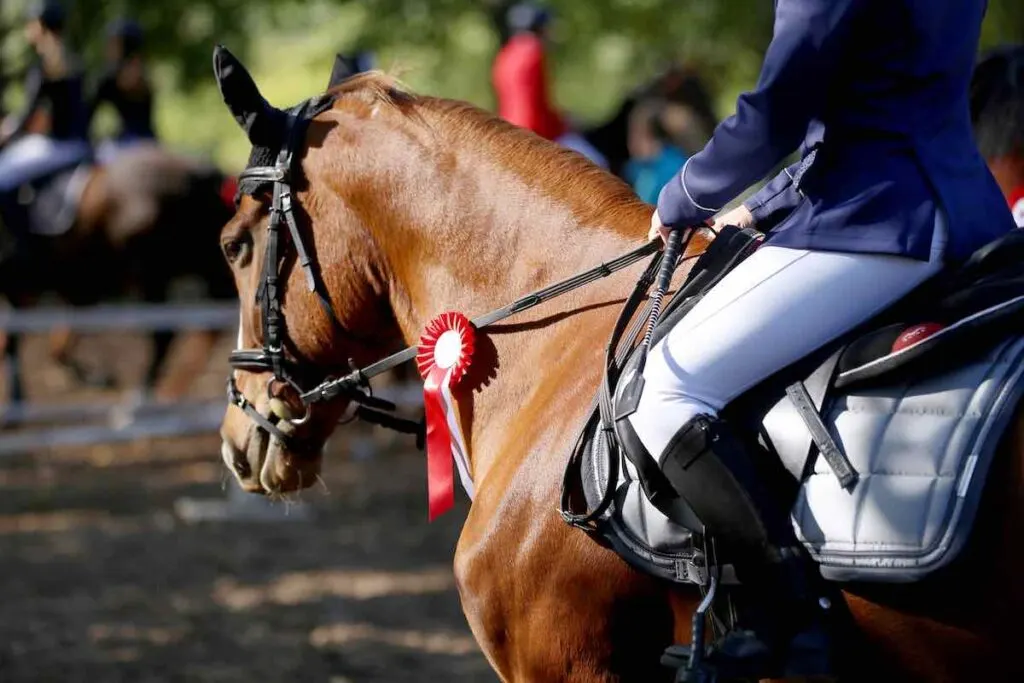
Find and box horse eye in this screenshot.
[222,235,251,265]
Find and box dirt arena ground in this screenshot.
[0,330,494,682]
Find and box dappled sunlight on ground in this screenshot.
[0,331,492,682]
[214,567,455,611]
[310,622,480,656]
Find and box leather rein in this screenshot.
[226,100,665,447]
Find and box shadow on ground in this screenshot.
[0,416,492,682]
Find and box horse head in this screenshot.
[214,46,406,493]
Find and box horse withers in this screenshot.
[212,46,1024,682]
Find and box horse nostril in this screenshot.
[233,451,251,478]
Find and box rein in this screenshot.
[225,95,664,445]
[299,241,661,405]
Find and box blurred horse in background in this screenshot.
[972,43,1024,226]
[0,139,236,406]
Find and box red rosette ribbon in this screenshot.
[416,311,476,520]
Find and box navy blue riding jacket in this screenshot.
[657,0,1015,262]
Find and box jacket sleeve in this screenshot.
[657,0,859,227]
[744,161,801,229]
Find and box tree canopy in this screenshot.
[1,0,1020,170]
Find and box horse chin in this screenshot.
[221,425,322,495]
[260,437,323,494]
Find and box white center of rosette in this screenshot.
[433,330,463,370]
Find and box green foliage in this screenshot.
[1,0,1020,172]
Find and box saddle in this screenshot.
[561,225,1024,585]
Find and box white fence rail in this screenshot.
[0,302,239,333]
[0,302,423,454]
[0,402,226,455]
[0,302,233,453]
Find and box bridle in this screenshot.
[225,97,682,449]
[226,104,404,445]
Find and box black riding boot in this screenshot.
[621,414,838,678]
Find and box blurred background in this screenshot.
[0,0,1019,681]
[2,0,1020,171]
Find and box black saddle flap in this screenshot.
[836,275,1024,390]
[952,229,1024,286]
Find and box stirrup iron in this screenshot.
[661,569,721,683]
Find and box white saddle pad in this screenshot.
[784,336,1024,581]
[579,336,1024,584]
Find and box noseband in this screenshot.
[225,97,676,448]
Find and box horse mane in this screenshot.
[326,72,650,234]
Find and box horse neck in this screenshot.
[363,128,652,487]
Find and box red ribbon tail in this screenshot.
[423,365,455,521]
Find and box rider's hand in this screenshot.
[710,204,756,232]
[648,209,670,244]
[648,209,702,245]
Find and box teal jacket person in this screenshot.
[625,146,688,205]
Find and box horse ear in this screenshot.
[328,54,354,89]
[212,45,285,147]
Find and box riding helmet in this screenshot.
[506,3,552,34]
[107,18,145,56]
[27,0,65,33]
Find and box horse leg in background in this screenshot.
[150,329,219,402]
[2,331,25,407]
[0,292,39,414]
[140,269,217,403]
[47,321,117,389]
[143,328,175,398]
[134,264,178,401]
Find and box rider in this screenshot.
[624,0,1016,674]
[491,3,608,168]
[0,0,90,195]
[89,18,157,162]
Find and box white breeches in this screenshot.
[0,134,90,193]
[628,214,948,457]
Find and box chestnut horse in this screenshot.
[217,64,1024,681]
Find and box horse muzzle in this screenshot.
[221,423,323,495]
